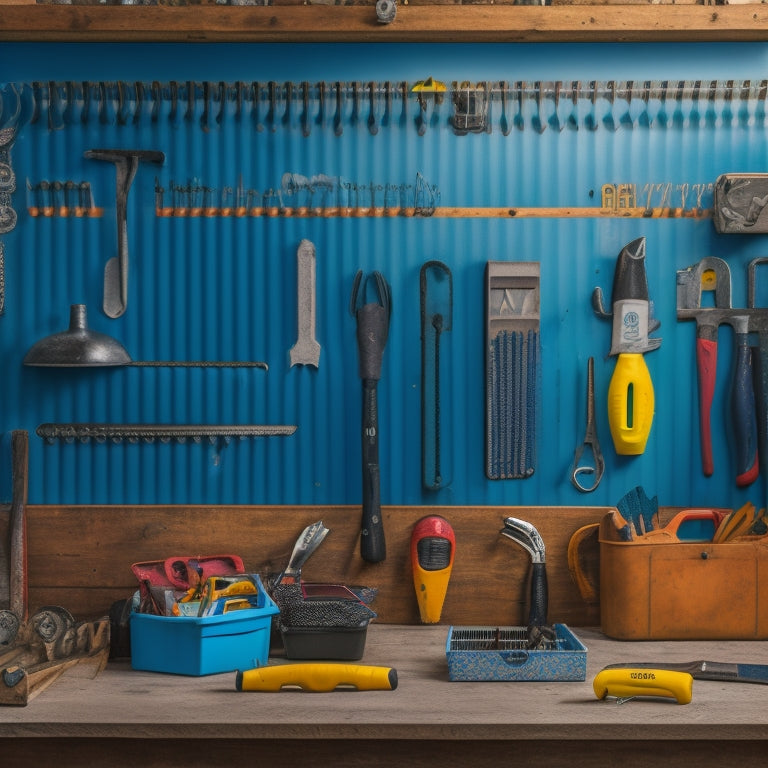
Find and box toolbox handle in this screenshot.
[499,651,530,667]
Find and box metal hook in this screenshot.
[184,80,196,123]
[350,81,360,127]
[282,81,292,128]
[232,81,244,122]
[150,81,161,123]
[382,81,391,128]
[368,81,379,136]
[169,81,179,125]
[251,82,262,132]
[215,81,226,127]
[301,81,311,137]
[200,81,211,132]
[98,81,111,126]
[133,81,144,125]
[334,81,344,136]
[266,81,277,131]
[316,81,325,128]
[48,81,64,131]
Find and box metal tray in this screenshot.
[445,624,587,682]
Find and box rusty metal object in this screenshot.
[8,431,27,625]
[0,609,109,706]
[36,423,296,444]
[714,173,768,234]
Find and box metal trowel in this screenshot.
[273,521,330,587]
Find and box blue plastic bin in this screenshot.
[130,575,279,675]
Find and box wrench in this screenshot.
[289,240,320,368]
[85,149,164,318]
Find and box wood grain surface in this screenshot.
[3,624,768,766]
[9,504,605,626]
[0,4,767,42]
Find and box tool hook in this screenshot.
[571,357,605,493]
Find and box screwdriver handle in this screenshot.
[607,353,654,455]
[237,663,398,692]
[593,668,693,704]
[528,562,548,629]
[361,382,386,563]
[731,337,759,487]
[696,337,718,477]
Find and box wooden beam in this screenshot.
[23,504,606,628]
[0,5,766,43]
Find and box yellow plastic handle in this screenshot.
[593,668,693,704]
[607,353,655,455]
[236,663,398,692]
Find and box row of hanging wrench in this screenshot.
[6,78,768,135]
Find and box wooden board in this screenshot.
[0,5,767,43]
[14,505,605,626]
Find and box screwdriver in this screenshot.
[593,237,661,455]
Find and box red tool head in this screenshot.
[411,515,456,624]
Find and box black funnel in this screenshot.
[24,304,132,367]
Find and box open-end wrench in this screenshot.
[85,149,164,318]
[289,239,320,368]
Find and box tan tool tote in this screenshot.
[572,511,768,640]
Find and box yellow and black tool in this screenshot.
[236,663,397,692]
[411,515,455,624]
[593,668,693,704]
[592,237,661,455]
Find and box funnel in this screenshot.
[24,304,132,367]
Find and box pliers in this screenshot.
[571,356,605,492]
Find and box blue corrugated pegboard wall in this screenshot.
[2,42,768,509]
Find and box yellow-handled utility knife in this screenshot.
[593,668,693,704]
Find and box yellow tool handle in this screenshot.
[593,668,693,704]
[607,352,655,455]
[236,663,398,692]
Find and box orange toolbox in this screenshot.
[583,510,768,640]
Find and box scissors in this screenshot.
[571,356,605,492]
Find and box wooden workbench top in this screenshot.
[2,624,768,766]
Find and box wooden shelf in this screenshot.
[0,4,766,43]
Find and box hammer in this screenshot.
[85,149,164,318]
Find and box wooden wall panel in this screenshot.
[13,504,605,626]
